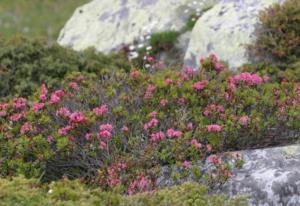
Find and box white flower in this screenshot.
[146,46,152,51]
[48,189,53,194]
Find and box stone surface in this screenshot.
[58,0,217,54]
[157,144,300,206]
[184,0,286,70]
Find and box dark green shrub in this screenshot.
[249,0,300,66]
[149,31,180,54]
[0,36,131,98]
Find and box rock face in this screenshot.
[157,144,300,206]
[58,0,217,53]
[184,0,286,70]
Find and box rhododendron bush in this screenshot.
[1,55,300,194]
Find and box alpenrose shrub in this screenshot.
[0,176,247,206]
[1,54,300,194]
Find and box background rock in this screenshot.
[184,0,286,70]
[58,0,218,54]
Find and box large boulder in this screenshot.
[184,0,286,70]
[157,144,300,206]
[58,0,217,54]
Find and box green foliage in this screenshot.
[0,36,131,98]
[149,31,180,54]
[248,0,300,77]
[0,176,247,206]
[0,0,89,41]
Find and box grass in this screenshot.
[0,0,90,42]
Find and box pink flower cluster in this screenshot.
[56,107,71,118]
[68,111,87,124]
[228,72,268,86]
[107,163,127,187]
[92,105,108,116]
[39,84,48,101]
[191,139,202,149]
[192,80,209,91]
[150,131,165,142]
[32,102,45,112]
[144,84,156,100]
[69,82,78,90]
[128,175,151,195]
[20,122,30,134]
[208,154,221,165]
[167,128,182,138]
[13,98,27,110]
[239,115,250,126]
[9,112,25,122]
[144,112,159,131]
[208,53,225,72]
[203,105,224,117]
[207,124,222,133]
[160,99,168,107]
[49,90,64,105]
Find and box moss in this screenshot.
[0,176,247,206]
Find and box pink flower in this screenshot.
[128,175,151,195]
[165,78,173,85]
[187,122,193,130]
[99,130,111,138]
[0,111,7,117]
[40,84,48,101]
[192,80,209,91]
[85,133,92,140]
[263,75,270,82]
[32,102,45,112]
[92,105,108,116]
[58,125,73,136]
[181,160,190,169]
[239,116,250,126]
[69,82,78,90]
[99,141,106,149]
[230,72,264,86]
[99,124,113,132]
[191,139,202,149]
[146,56,154,63]
[47,135,54,143]
[206,144,212,152]
[121,126,129,133]
[177,97,185,106]
[20,122,30,134]
[13,98,27,110]
[167,128,182,138]
[150,131,165,142]
[49,94,60,105]
[9,112,25,122]
[56,107,71,117]
[208,154,221,165]
[144,84,156,100]
[207,124,222,133]
[144,118,159,131]
[68,111,86,124]
[160,99,168,107]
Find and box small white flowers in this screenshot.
[48,189,53,194]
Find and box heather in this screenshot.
[1,54,299,195]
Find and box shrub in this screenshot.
[0,176,247,206]
[0,36,131,99]
[0,54,299,193]
[248,0,300,78]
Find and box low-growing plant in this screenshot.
[0,176,247,206]
[1,54,300,194]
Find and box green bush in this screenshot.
[0,176,247,206]
[247,0,300,80]
[0,36,131,99]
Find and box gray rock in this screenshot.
[184,0,286,70]
[58,0,218,54]
[156,144,300,206]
